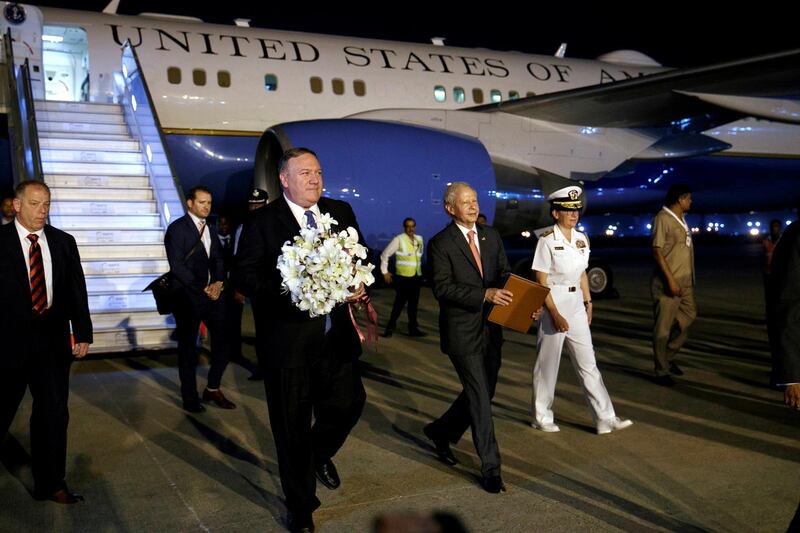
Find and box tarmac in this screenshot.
[1,241,798,532]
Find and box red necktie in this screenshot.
[468,230,483,278]
[28,233,47,315]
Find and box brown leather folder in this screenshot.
[488,274,550,333]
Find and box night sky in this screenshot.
[25,1,798,69]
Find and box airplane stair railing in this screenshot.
[3,30,43,186]
[117,40,185,230]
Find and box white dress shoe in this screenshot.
[531,421,560,433]
[597,417,633,435]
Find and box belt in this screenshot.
[552,285,577,292]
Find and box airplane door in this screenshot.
[1,3,45,99]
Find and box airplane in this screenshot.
[1,2,798,351]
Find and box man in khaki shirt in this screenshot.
[651,184,697,386]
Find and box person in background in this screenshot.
[2,196,15,224]
[381,217,425,338]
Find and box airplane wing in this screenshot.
[471,48,800,128]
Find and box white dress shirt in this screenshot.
[454,222,480,254]
[285,194,321,228]
[15,219,53,308]
[188,212,211,256]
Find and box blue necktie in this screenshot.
[304,210,331,333]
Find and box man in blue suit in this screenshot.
[165,186,234,413]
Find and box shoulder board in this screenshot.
[540,229,554,238]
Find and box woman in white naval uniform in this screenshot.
[531,186,633,435]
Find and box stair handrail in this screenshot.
[116,39,185,229]
[3,29,43,186]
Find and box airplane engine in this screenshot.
[256,119,566,244]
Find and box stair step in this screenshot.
[88,291,159,311]
[45,174,150,188]
[39,131,135,142]
[37,121,128,136]
[35,100,122,114]
[90,309,175,328]
[90,326,177,353]
[50,200,157,216]
[82,259,168,276]
[79,243,165,259]
[51,187,154,201]
[50,214,162,229]
[43,161,146,175]
[36,110,125,124]
[39,137,140,152]
[86,275,155,293]
[71,228,163,244]
[41,148,144,165]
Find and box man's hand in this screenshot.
[73,342,90,359]
[346,283,366,303]
[234,291,246,304]
[383,272,393,284]
[485,288,513,306]
[552,313,570,333]
[205,281,224,301]
[668,280,683,297]
[785,384,800,409]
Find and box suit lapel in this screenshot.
[477,226,490,277]
[275,197,302,237]
[448,223,482,278]
[6,224,30,294]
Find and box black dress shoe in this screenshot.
[669,363,684,376]
[315,458,340,490]
[183,398,206,413]
[202,388,237,409]
[654,375,676,387]
[34,487,84,504]
[382,328,394,338]
[408,328,427,337]
[481,475,506,494]
[423,423,458,466]
[288,512,315,532]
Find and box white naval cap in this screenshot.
[547,185,583,211]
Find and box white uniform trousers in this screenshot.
[532,286,616,426]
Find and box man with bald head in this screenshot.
[422,182,512,494]
[235,148,368,532]
[0,180,92,504]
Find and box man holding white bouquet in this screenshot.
[235,148,372,533]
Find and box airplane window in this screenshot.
[310,77,323,94]
[332,78,345,95]
[434,85,446,102]
[490,89,502,103]
[509,91,519,100]
[167,67,181,85]
[218,71,231,88]
[264,74,278,92]
[193,69,206,86]
[527,91,536,97]
[454,87,465,103]
[472,88,484,104]
[353,80,366,97]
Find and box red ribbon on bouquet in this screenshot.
[349,294,379,347]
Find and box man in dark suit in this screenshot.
[0,180,92,504]
[165,186,234,413]
[235,148,367,533]
[769,207,800,532]
[423,182,513,494]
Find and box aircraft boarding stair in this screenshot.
[35,100,176,352]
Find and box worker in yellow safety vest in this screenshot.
[381,217,425,337]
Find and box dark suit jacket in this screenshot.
[769,222,800,383]
[0,222,92,368]
[428,222,510,357]
[165,215,225,306]
[234,196,364,368]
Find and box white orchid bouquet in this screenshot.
[277,213,375,317]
